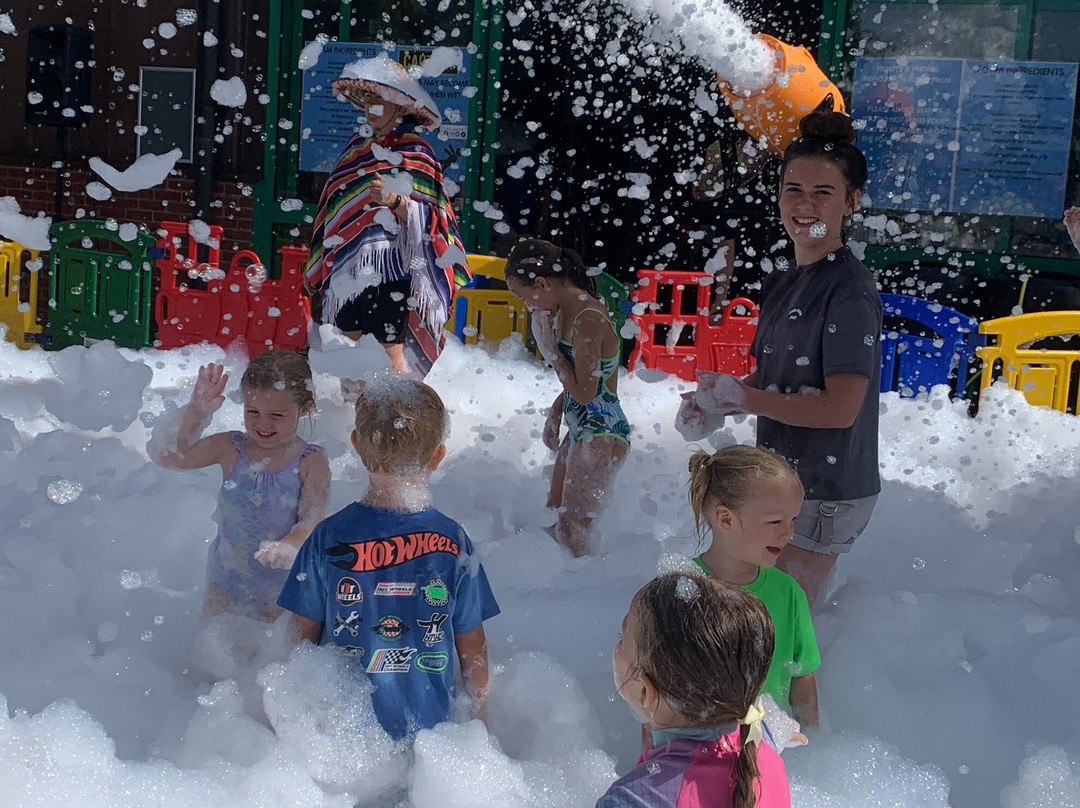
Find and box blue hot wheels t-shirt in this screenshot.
[278,502,500,740]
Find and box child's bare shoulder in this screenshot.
[298,443,330,470]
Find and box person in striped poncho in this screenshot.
[305,54,469,374]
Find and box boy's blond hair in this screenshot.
[353,378,446,473]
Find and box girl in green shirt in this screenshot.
[688,444,821,728]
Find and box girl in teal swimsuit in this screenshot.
[505,239,631,557]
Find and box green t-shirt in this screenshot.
[692,556,821,709]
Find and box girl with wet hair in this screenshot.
[687,445,819,727]
[151,350,330,620]
[603,572,790,808]
[504,238,631,557]
[681,109,882,606]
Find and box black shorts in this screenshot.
[331,279,411,345]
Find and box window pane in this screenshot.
[855,1,1018,60]
[848,1,1080,261]
[1009,9,1080,258]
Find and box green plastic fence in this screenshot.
[45,220,157,350]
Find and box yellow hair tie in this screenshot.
[738,699,765,747]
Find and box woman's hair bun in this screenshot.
[798,108,858,147]
[783,94,867,192]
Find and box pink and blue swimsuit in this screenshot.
[596,725,790,808]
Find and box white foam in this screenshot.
[0,196,51,250]
[613,0,775,92]
[0,335,1075,807]
[89,149,183,193]
[210,77,248,108]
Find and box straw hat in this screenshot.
[332,53,442,129]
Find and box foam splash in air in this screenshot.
[613,0,776,92]
[89,149,183,194]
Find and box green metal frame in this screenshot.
[254,0,504,265]
[818,0,1080,277]
[462,2,504,253]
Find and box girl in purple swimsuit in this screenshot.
[153,350,331,620]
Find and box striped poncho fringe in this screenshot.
[305,130,470,334]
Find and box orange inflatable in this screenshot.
[717,34,846,158]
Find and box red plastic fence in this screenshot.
[156,220,223,269]
[628,268,758,381]
[255,247,311,353]
[701,297,758,378]
[153,223,310,356]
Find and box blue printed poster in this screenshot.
[852,57,1078,218]
[299,42,473,188]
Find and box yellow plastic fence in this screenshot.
[0,240,43,347]
[468,253,507,282]
[449,254,529,345]
[453,286,529,345]
[977,311,1080,414]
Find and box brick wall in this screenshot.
[0,161,259,261]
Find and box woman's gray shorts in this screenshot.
[791,494,878,555]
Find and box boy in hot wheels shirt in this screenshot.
[279,378,499,740]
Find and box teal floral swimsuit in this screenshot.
[556,307,632,446]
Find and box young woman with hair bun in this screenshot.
[682,110,882,606]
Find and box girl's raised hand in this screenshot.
[190,363,229,416]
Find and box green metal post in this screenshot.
[818,0,850,82]
[252,0,287,262]
[461,0,503,254]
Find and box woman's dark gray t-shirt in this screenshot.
[750,245,882,500]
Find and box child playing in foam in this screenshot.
[278,377,500,740]
[152,350,330,620]
[504,238,631,557]
[602,572,790,808]
[688,444,820,727]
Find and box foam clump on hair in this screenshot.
[675,575,701,602]
[505,237,596,297]
[634,572,773,729]
[657,552,701,576]
[241,349,315,410]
